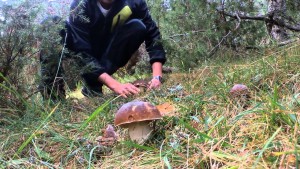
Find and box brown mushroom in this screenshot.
[114,101,162,143]
[131,79,149,92]
[230,84,249,98]
[96,124,118,146]
[230,84,251,109]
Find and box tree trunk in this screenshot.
[266,0,289,42]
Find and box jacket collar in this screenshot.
[107,0,127,17]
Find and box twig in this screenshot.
[167,25,222,40]
[168,30,207,39]
[49,32,68,99]
[186,135,190,168]
[160,139,166,168]
[234,12,241,31]
[278,38,299,46]
[208,12,242,57]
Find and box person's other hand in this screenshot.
[148,78,161,90]
[112,83,140,98]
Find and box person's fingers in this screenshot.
[126,83,140,94]
[148,80,161,90]
[117,84,141,97]
[120,92,128,98]
[131,86,140,94]
[117,88,129,98]
[147,81,152,90]
[128,88,139,94]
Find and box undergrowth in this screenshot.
[0,43,300,168]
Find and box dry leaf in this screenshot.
[156,102,177,117]
[287,154,296,164]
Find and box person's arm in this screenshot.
[69,0,107,82]
[148,62,163,89]
[69,0,93,57]
[137,0,166,89]
[138,0,166,62]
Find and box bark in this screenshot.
[216,0,300,43]
[266,0,289,41]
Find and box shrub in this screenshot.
[0,1,38,112]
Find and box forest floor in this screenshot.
[1,42,300,168]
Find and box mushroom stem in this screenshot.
[128,121,152,144]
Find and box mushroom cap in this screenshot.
[132,79,149,88]
[114,101,162,127]
[230,84,249,96]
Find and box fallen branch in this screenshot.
[217,9,300,32]
[278,38,299,46]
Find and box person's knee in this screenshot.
[126,19,146,35]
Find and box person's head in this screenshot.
[98,0,115,9]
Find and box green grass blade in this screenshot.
[13,104,60,158]
[6,159,28,166]
[32,140,52,161]
[80,96,120,130]
[179,119,213,141]
[207,116,225,136]
[232,103,262,123]
[253,127,281,168]
[0,73,29,108]
[293,93,300,106]
[163,156,172,169]
[88,145,101,169]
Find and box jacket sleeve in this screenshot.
[69,0,106,80]
[137,0,166,65]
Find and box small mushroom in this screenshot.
[103,124,117,139]
[230,84,250,108]
[114,101,162,144]
[96,124,118,146]
[230,84,249,97]
[131,79,149,92]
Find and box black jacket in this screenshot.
[68,0,166,77]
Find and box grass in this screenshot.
[0,42,300,168]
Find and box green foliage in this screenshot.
[14,104,59,157]
[0,0,77,113]
[148,0,221,69]
[287,0,300,18]
[80,96,120,130]
[0,1,39,112]
[145,0,272,70]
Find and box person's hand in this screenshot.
[148,78,162,90]
[112,83,140,98]
[98,73,140,98]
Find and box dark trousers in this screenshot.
[39,19,146,99]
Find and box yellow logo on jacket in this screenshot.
[111,5,132,32]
